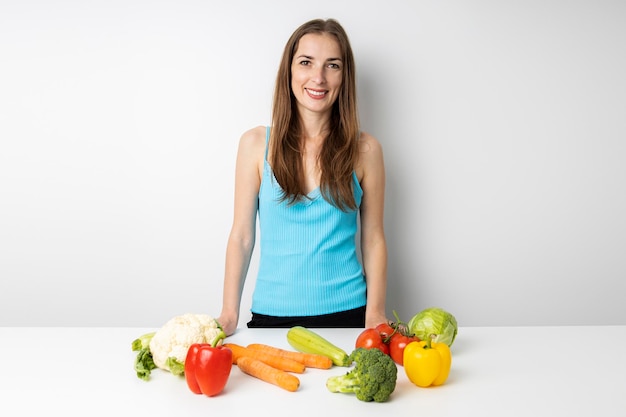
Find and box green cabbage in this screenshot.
[408,307,458,347]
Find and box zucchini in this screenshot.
[286,326,351,367]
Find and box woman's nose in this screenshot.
[311,66,326,84]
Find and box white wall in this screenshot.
[1,0,624,327]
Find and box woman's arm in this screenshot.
[217,126,266,336]
[357,132,389,328]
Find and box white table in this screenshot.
[1,326,624,416]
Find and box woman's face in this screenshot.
[290,32,343,117]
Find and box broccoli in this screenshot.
[325,347,398,402]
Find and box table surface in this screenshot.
[1,325,624,417]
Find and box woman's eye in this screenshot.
[328,63,340,69]
[299,60,310,66]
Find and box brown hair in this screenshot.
[269,18,360,211]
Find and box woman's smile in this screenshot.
[305,88,328,99]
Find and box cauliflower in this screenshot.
[148,313,225,372]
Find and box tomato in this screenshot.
[355,328,389,355]
[375,322,395,341]
[389,333,420,365]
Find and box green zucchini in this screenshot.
[286,326,351,367]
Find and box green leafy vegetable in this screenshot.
[166,357,185,376]
[132,332,157,381]
[134,348,157,381]
[132,332,155,352]
[407,307,458,347]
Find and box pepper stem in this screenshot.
[211,319,227,348]
[424,335,436,349]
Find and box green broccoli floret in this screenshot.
[325,347,398,402]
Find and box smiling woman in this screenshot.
[215,18,390,336]
[1,2,624,330]
[290,32,343,115]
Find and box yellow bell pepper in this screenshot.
[403,339,451,387]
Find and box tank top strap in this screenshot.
[264,126,270,160]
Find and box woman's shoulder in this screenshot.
[238,125,268,152]
[355,130,384,181]
[240,125,268,142]
[357,130,383,157]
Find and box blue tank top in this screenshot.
[251,126,367,316]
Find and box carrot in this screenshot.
[237,356,300,392]
[246,343,333,369]
[223,343,306,374]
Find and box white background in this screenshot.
[1,0,624,327]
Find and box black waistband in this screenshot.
[247,305,366,329]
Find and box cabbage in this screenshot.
[407,307,458,347]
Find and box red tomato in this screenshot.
[355,328,389,355]
[375,322,395,341]
[389,333,420,365]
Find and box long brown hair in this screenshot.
[269,18,360,211]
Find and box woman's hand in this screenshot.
[217,313,238,336]
[365,312,390,330]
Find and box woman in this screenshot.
[217,18,388,336]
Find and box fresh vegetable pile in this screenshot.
[132,313,226,381]
[352,307,457,389]
[131,307,458,401]
[354,311,420,365]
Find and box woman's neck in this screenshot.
[298,110,331,140]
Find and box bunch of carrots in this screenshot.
[223,343,333,392]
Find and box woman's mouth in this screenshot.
[305,88,327,100]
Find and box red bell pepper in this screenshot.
[184,338,233,397]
